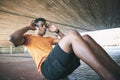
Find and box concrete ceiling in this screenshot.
[0,0,120,47]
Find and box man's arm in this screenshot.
[9,27,30,46]
[9,21,36,46]
[47,24,65,44]
[55,29,65,39]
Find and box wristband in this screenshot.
[56,29,60,34]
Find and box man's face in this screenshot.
[34,21,47,36]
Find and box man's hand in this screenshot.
[47,24,65,38]
[28,20,37,30]
[48,24,59,33]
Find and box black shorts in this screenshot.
[41,44,80,80]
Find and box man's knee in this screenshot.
[68,30,79,35]
[82,34,92,40]
[67,30,82,38]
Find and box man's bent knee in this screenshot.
[67,30,82,38]
[68,30,79,35]
[82,34,92,40]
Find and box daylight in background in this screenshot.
[81,28,120,48]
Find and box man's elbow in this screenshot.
[8,35,14,42]
[8,34,20,42]
[8,34,26,47]
[8,35,18,47]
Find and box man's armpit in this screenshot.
[13,37,26,47]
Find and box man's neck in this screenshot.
[34,34,43,36]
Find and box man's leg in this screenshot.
[82,34,120,79]
[58,30,119,80]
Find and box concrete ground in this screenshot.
[0,47,120,80]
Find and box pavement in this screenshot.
[0,54,42,80]
[0,47,120,80]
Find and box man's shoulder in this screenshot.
[24,34,34,37]
[45,36,56,39]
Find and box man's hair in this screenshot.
[34,18,46,23]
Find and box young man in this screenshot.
[9,18,120,80]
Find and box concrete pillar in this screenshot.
[24,47,28,54]
[10,45,13,54]
[0,47,1,53]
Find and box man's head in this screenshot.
[33,18,48,36]
[34,18,46,24]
